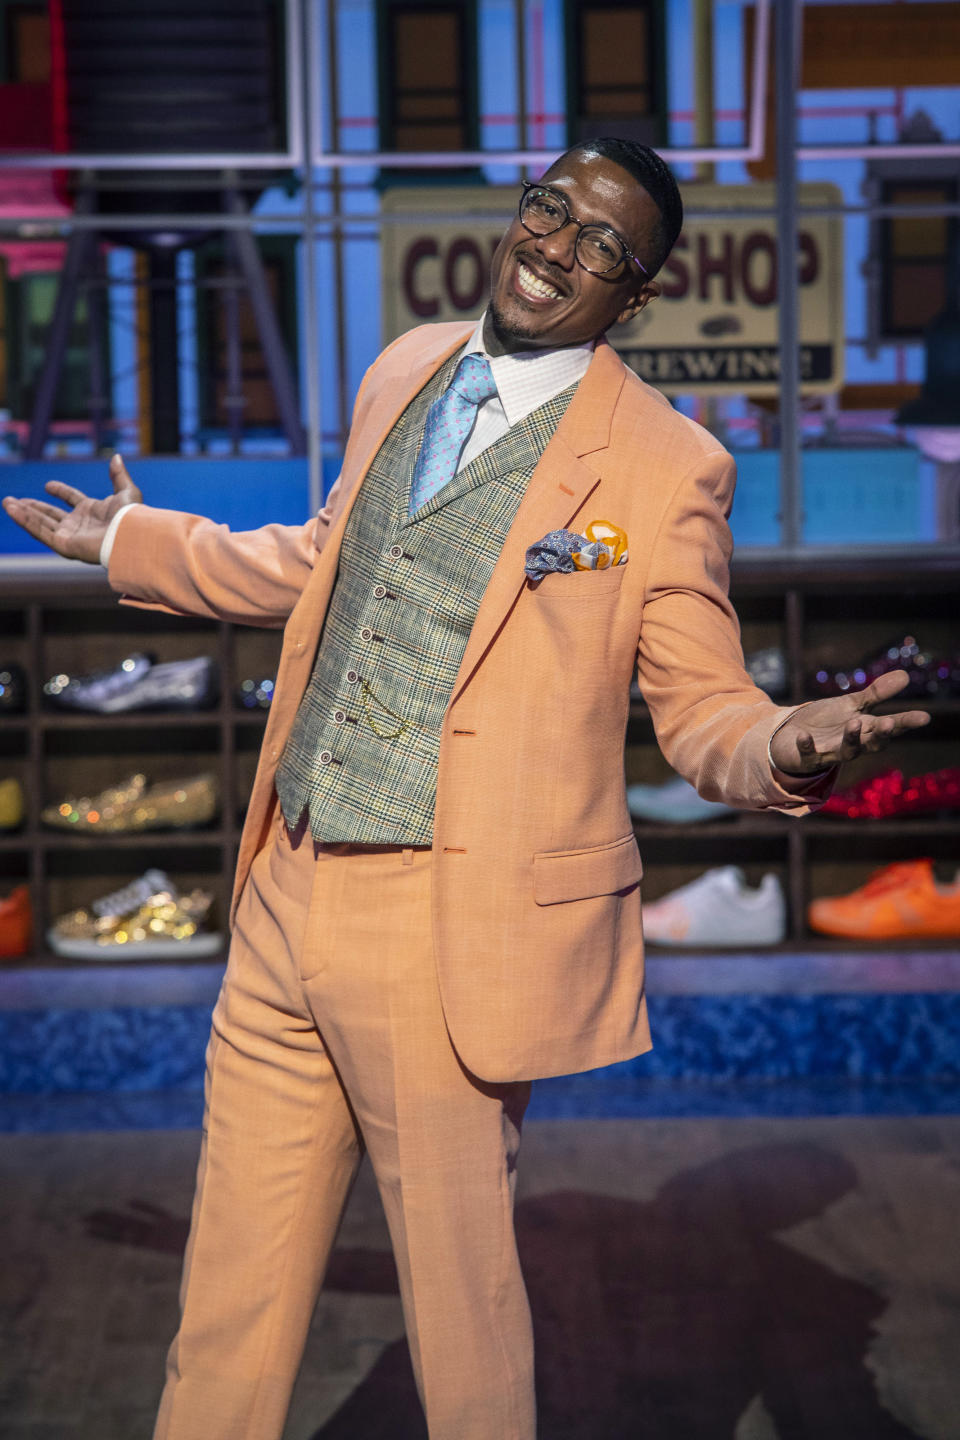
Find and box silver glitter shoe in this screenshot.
[45,654,218,713]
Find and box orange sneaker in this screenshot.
[0,884,32,960]
[808,859,960,940]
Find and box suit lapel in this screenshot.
[445,442,601,707]
[449,339,627,706]
[291,328,471,639]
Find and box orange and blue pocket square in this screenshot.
[524,519,629,580]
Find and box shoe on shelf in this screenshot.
[627,775,736,825]
[42,771,219,834]
[0,777,25,830]
[234,675,276,710]
[809,635,960,700]
[45,654,218,713]
[48,868,222,961]
[0,885,32,960]
[745,645,788,697]
[44,652,153,709]
[642,866,786,947]
[0,661,26,713]
[807,858,960,940]
[821,767,960,820]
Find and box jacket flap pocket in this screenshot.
[533,833,643,905]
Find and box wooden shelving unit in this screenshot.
[1,554,958,965]
[0,570,282,966]
[627,553,960,943]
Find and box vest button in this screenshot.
[332,709,346,724]
[319,750,333,765]
[346,669,360,683]
[360,627,373,641]
[388,545,403,559]
[373,584,387,598]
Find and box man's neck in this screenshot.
[480,309,594,360]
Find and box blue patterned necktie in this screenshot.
[408,353,498,515]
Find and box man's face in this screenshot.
[485,151,661,355]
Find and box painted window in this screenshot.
[881,179,958,341]
[566,0,663,146]
[379,0,478,152]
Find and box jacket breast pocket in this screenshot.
[528,564,626,602]
[533,833,642,905]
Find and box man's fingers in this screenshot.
[26,498,67,525]
[859,667,910,708]
[3,499,57,543]
[840,717,863,761]
[861,714,895,753]
[45,479,87,508]
[109,452,134,492]
[863,708,931,751]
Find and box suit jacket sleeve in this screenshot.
[108,507,324,627]
[636,448,829,813]
[106,354,386,625]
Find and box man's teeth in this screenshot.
[517,262,560,300]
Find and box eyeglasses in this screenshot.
[518,182,649,278]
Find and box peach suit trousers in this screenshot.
[153,808,535,1440]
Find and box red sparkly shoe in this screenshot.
[821,766,960,820]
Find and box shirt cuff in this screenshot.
[99,503,139,568]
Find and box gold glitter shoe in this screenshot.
[0,777,25,830]
[42,772,219,834]
[48,868,222,960]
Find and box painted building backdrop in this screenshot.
[0,0,958,552]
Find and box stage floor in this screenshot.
[2,1110,958,1439]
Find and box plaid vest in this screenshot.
[275,354,576,844]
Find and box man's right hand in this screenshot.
[2,453,143,565]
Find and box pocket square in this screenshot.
[524,519,628,579]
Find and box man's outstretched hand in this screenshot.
[2,453,142,565]
[769,669,931,775]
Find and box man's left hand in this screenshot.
[769,668,931,775]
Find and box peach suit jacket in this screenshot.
[111,321,819,1084]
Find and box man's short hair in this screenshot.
[560,138,683,279]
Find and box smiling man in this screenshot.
[486,147,666,353]
[2,139,928,1440]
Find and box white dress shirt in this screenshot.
[455,313,594,471]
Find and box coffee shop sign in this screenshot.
[381,183,844,395]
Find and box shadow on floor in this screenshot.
[85,1140,920,1440]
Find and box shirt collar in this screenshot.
[461,312,594,428]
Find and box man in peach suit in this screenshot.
[3,141,927,1440]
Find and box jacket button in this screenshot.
[388,545,403,559]
[319,750,333,765]
[373,584,386,598]
[360,626,373,641]
[346,669,359,683]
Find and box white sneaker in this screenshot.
[626,775,736,824]
[642,866,786,947]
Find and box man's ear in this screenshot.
[615,279,660,327]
